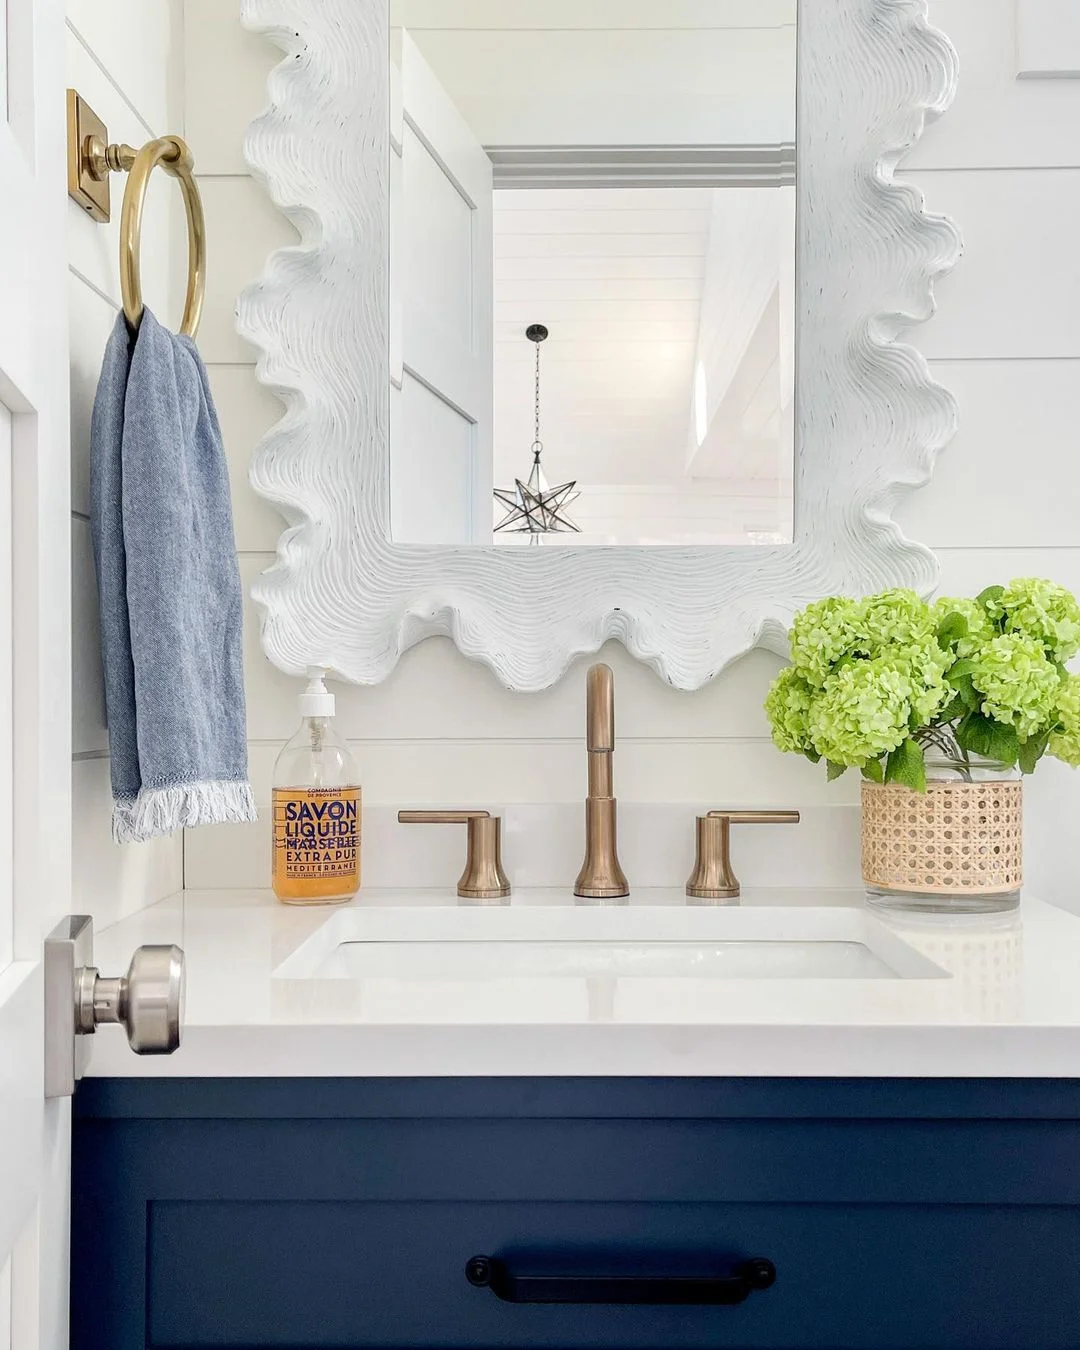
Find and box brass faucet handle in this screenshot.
[686,810,801,902]
[707,810,801,826]
[398,810,491,826]
[397,810,511,901]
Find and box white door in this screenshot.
[389,29,493,545]
[0,0,74,1347]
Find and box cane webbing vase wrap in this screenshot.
[861,779,1023,901]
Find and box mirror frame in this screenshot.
[238,0,960,692]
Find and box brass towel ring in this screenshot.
[120,136,206,339]
[66,90,206,339]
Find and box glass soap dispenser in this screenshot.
[272,669,361,905]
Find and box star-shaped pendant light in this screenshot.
[494,323,580,543]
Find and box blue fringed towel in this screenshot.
[90,308,257,842]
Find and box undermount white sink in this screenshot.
[274,903,946,984]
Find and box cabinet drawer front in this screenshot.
[148,1199,1080,1350]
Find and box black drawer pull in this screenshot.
[465,1254,776,1306]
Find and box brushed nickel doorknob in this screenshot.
[75,944,185,1054]
[45,917,186,1096]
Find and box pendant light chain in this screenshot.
[533,336,542,453]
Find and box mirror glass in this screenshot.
[388,1,797,548]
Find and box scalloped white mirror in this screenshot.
[240,0,960,691]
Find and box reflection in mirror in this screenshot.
[389,2,797,548]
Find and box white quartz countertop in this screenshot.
[86,888,1080,1079]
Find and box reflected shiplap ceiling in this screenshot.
[494,187,711,488]
[393,0,797,491]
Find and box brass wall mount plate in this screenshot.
[66,89,110,222]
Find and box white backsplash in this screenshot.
[185,802,862,894]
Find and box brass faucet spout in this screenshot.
[585,663,615,799]
[575,663,629,899]
[585,662,615,753]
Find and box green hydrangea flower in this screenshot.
[807,658,912,767]
[967,632,1062,740]
[864,639,949,727]
[990,578,1080,663]
[763,667,816,756]
[1050,674,1080,767]
[789,597,864,687]
[859,590,935,653]
[895,638,952,725]
[931,596,995,658]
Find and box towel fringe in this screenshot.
[113,781,257,844]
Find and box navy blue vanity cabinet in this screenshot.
[72,1078,1080,1350]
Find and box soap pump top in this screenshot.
[298,669,336,720]
[277,667,357,788]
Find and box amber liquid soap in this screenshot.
[272,671,361,905]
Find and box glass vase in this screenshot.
[862,752,1022,914]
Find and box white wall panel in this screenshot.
[936,548,1080,600]
[209,365,284,553]
[1024,760,1080,908]
[240,735,853,810]
[66,1,182,135]
[194,177,300,364]
[70,520,106,757]
[68,275,116,518]
[904,168,1080,359]
[0,408,11,973]
[71,758,182,927]
[907,0,1080,168]
[898,359,1080,548]
[1017,0,1080,78]
[184,0,279,176]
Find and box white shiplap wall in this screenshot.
[182,0,1080,907]
[68,0,185,924]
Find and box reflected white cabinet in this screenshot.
[390,31,493,546]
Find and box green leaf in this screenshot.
[991,722,1021,767]
[955,713,1020,767]
[1018,729,1051,776]
[936,611,969,650]
[884,738,927,793]
[937,694,968,724]
[826,760,848,782]
[861,758,885,784]
[948,658,978,681]
[801,747,822,765]
[955,712,991,756]
[950,673,980,712]
[976,584,1005,613]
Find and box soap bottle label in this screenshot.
[272,786,361,902]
